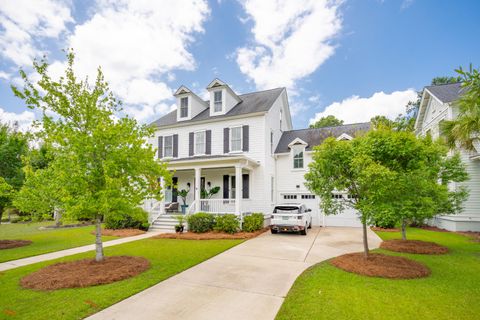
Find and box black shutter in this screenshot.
[242,174,249,199]
[242,125,249,151]
[158,136,163,159]
[223,128,229,153]
[223,175,229,199]
[173,134,178,158]
[189,132,194,156]
[206,130,212,155]
[172,177,178,202]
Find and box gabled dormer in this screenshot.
[174,85,208,122]
[206,78,242,117]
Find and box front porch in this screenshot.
[144,155,260,226]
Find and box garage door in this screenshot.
[279,193,362,227]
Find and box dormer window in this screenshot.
[180,97,188,118]
[214,91,222,112]
[292,145,304,169]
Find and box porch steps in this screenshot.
[149,215,181,233]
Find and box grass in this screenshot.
[276,228,480,320]
[0,237,241,319]
[0,222,117,262]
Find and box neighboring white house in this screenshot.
[146,79,369,231]
[415,82,480,231]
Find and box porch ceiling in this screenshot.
[163,154,259,170]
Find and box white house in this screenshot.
[145,79,368,232]
[415,82,480,231]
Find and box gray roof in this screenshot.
[150,87,284,127]
[425,82,463,103]
[275,122,371,154]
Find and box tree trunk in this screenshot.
[401,220,407,240]
[0,206,3,225]
[362,221,370,259]
[95,215,104,262]
[54,208,62,227]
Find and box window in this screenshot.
[270,131,274,154]
[164,136,173,158]
[301,194,315,199]
[230,176,236,199]
[180,97,188,118]
[195,131,206,155]
[230,126,242,152]
[283,194,297,200]
[214,90,222,112]
[331,193,343,199]
[292,145,304,169]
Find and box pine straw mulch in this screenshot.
[380,239,449,255]
[0,240,32,249]
[20,256,150,291]
[370,226,401,232]
[419,226,480,242]
[90,229,146,237]
[330,252,431,279]
[154,228,269,240]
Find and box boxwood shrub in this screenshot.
[104,207,150,230]
[242,212,264,232]
[214,214,239,234]
[187,212,216,233]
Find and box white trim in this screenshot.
[336,133,353,141]
[287,137,308,148]
[291,144,305,169]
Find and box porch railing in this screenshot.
[199,199,236,214]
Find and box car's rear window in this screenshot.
[274,206,300,213]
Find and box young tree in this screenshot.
[441,65,480,151]
[12,51,171,262]
[0,124,28,223]
[309,115,344,128]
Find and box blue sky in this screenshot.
[0,0,479,130]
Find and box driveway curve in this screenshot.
[88,227,381,320]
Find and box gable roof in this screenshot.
[274,122,371,154]
[425,82,463,103]
[150,87,284,128]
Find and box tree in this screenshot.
[0,124,28,223]
[441,65,480,151]
[305,136,396,258]
[309,115,344,128]
[12,51,171,262]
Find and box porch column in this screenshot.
[159,177,166,215]
[235,164,242,215]
[195,167,201,212]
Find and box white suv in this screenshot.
[270,204,313,235]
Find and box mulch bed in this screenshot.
[380,239,449,255]
[0,240,32,249]
[154,228,269,240]
[419,225,450,232]
[330,252,430,279]
[370,226,401,232]
[458,231,480,242]
[20,256,150,291]
[90,229,146,237]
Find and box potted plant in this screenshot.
[177,189,189,214]
[175,215,185,233]
[200,186,220,211]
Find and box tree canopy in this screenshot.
[12,51,171,261]
[309,115,344,128]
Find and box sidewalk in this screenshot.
[0,231,161,272]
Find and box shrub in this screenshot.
[104,207,149,231]
[372,215,397,229]
[187,212,215,233]
[242,213,264,232]
[214,214,239,234]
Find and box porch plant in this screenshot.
[174,215,185,233]
[200,186,220,211]
[177,189,189,214]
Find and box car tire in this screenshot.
[271,229,278,234]
[308,220,312,229]
[300,228,307,235]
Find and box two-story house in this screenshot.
[146,79,369,232]
[415,82,480,232]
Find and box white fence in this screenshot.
[199,199,236,213]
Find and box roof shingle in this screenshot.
[425,82,463,103]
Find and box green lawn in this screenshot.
[0,222,118,262]
[277,228,480,320]
[0,237,241,319]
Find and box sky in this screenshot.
[0,0,479,131]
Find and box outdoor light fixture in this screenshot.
[187,182,191,189]
[207,181,211,188]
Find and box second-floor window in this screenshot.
[292,145,304,169]
[195,131,206,155]
[164,135,173,158]
[231,126,242,152]
[180,97,188,118]
[214,91,222,112]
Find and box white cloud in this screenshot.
[0,71,10,80]
[0,106,35,132]
[236,0,342,91]
[0,0,73,66]
[310,89,418,124]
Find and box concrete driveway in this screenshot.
[88,227,381,320]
